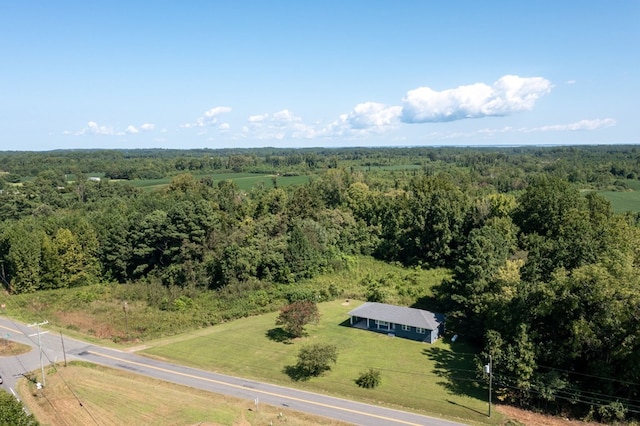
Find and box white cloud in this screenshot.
[476,126,516,136]
[401,75,552,123]
[312,75,550,139]
[65,121,156,137]
[248,114,268,123]
[79,121,116,136]
[341,102,401,130]
[535,118,616,132]
[182,106,232,128]
[466,118,616,139]
[321,102,402,138]
[408,117,617,144]
[241,109,317,140]
[219,122,230,131]
[272,109,299,125]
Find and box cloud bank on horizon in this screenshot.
[63,75,615,144]
[401,75,552,123]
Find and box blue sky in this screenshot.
[1,1,638,151]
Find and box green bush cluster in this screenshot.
[356,368,381,389]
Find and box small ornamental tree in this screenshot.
[356,368,381,389]
[276,301,320,338]
[296,343,338,377]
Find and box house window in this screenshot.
[377,320,388,327]
[401,325,410,331]
[416,327,426,334]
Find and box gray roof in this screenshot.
[348,302,444,331]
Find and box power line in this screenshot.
[494,381,640,416]
[537,363,640,387]
[493,374,640,411]
[0,297,101,425]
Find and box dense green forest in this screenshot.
[2,145,640,422]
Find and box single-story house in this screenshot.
[347,302,445,343]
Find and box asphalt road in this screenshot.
[0,317,468,426]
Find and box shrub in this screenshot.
[366,282,386,303]
[0,389,38,425]
[597,401,627,423]
[356,368,381,389]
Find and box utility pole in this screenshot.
[484,355,492,417]
[60,331,67,367]
[28,320,49,387]
[123,301,129,341]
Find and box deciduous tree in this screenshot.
[0,389,38,425]
[276,301,320,338]
[295,343,338,377]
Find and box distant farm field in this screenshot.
[593,178,640,213]
[599,190,640,213]
[142,300,500,425]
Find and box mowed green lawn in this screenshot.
[142,300,499,425]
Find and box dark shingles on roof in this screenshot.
[348,302,444,330]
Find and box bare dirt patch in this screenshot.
[125,345,150,352]
[0,338,32,356]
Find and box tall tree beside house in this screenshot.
[39,233,63,289]
[129,209,172,277]
[436,216,519,342]
[373,191,409,263]
[49,228,97,287]
[286,220,325,280]
[91,207,133,282]
[402,174,470,267]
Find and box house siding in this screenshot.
[397,326,424,341]
[430,328,439,343]
[359,321,432,342]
